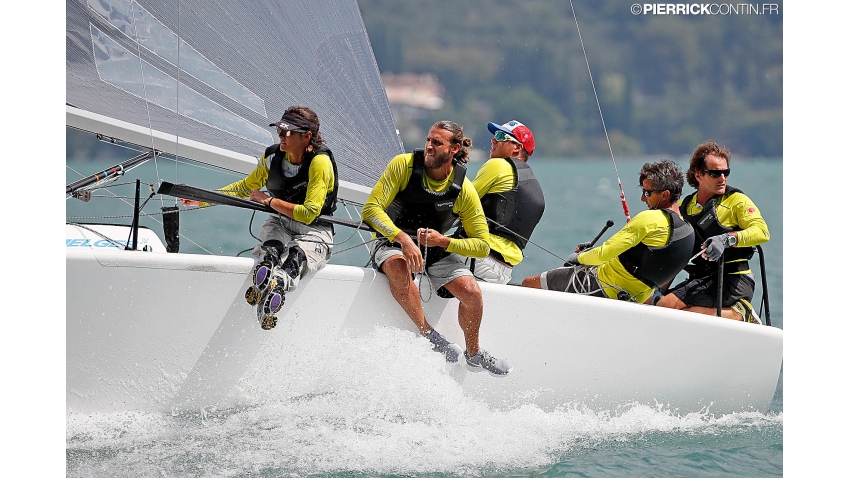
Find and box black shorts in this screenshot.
[670,273,755,308]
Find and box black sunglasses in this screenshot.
[641,189,664,198]
[704,169,731,178]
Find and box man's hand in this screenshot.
[416,228,450,249]
[396,232,424,273]
[575,241,592,253]
[564,252,580,267]
[249,189,271,205]
[180,198,200,207]
[701,233,734,261]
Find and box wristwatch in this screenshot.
[727,234,737,247]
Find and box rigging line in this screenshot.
[174,0,181,203]
[482,217,566,262]
[568,0,631,222]
[129,2,163,196]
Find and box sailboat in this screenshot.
[66,0,782,415]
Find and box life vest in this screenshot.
[385,149,466,267]
[479,157,545,250]
[617,209,695,289]
[386,149,466,235]
[264,144,339,216]
[681,186,755,278]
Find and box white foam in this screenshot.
[67,326,782,476]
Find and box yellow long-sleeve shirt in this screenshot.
[216,147,335,225]
[469,157,524,266]
[361,153,490,259]
[577,209,674,303]
[680,189,769,274]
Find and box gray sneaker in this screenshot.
[426,329,462,363]
[465,349,512,375]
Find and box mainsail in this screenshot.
[66,0,403,186]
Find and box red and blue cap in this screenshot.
[487,120,535,155]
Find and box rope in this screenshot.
[569,0,631,222]
[416,228,433,303]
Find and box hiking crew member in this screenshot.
[181,106,337,330]
[362,120,512,375]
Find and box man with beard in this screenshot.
[361,120,512,375]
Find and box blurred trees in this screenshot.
[359,0,782,158]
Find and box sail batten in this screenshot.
[67,0,403,187]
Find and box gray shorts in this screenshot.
[253,214,333,274]
[464,254,512,285]
[540,265,605,297]
[370,238,473,292]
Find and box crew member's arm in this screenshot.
[577,212,657,265]
[219,156,270,198]
[446,181,490,258]
[361,154,410,241]
[183,155,269,207]
[471,158,514,197]
[727,194,770,247]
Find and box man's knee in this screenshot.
[447,275,482,304]
[656,293,684,309]
[521,275,541,288]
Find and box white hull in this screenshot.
[67,225,783,415]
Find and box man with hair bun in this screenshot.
[362,120,512,375]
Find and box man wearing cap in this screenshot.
[181,105,338,330]
[458,120,545,284]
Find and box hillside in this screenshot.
[358,0,783,158]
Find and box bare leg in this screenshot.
[381,256,431,335]
[521,275,542,289]
[656,293,742,321]
[443,275,483,355]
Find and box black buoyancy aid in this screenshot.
[386,149,466,235]
[264,144,339,216]
[617,209,696,289]
[479,157,545,250]
[681,186,755,277]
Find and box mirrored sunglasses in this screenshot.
[276,127,306,137]
[493,130,520,144]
